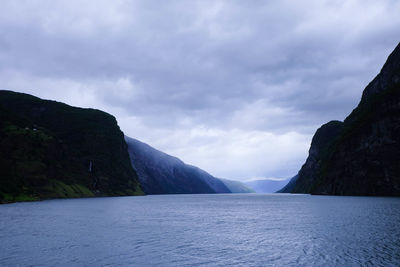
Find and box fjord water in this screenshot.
[1,194,399,266]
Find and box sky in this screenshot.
[1,0,399,181]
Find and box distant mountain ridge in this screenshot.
[125,136,231,194]
[280,42,400,196]
[219,178,255,193]
[0,90,143,203]
[246,178,291,193]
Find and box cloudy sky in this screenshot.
[1,0,399,181]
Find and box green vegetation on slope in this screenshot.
[0,90,143,203]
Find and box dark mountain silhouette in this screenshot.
[125,136,231,194]
[0,90,143,203]
[280,42,400,196]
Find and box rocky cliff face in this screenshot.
[361,44,400,102]
[125,136,231,194]
[0,90,143,202]
[280,42,400,196]
[280,121,343,193]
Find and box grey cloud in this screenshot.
[1,0,399,179]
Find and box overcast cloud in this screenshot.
[1,0,399,181]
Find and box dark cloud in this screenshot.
[1,0,399,180]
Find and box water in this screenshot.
[0,194,399,266]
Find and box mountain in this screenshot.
[125,136,231,194]
[280,42,400,196]
[219,178,255,193]
[0,90,143,203]
[279,121,344,193]
[277,175,298,193]
[246,178,292,193]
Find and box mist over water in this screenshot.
[1,194,399,266]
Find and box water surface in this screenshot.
[1,194,399,266]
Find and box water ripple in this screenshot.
[0,194,399,266]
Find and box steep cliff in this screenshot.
[280,42,400,196]
[0,90,143,202]
[125,136,231,194]
[280,121,344,193]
